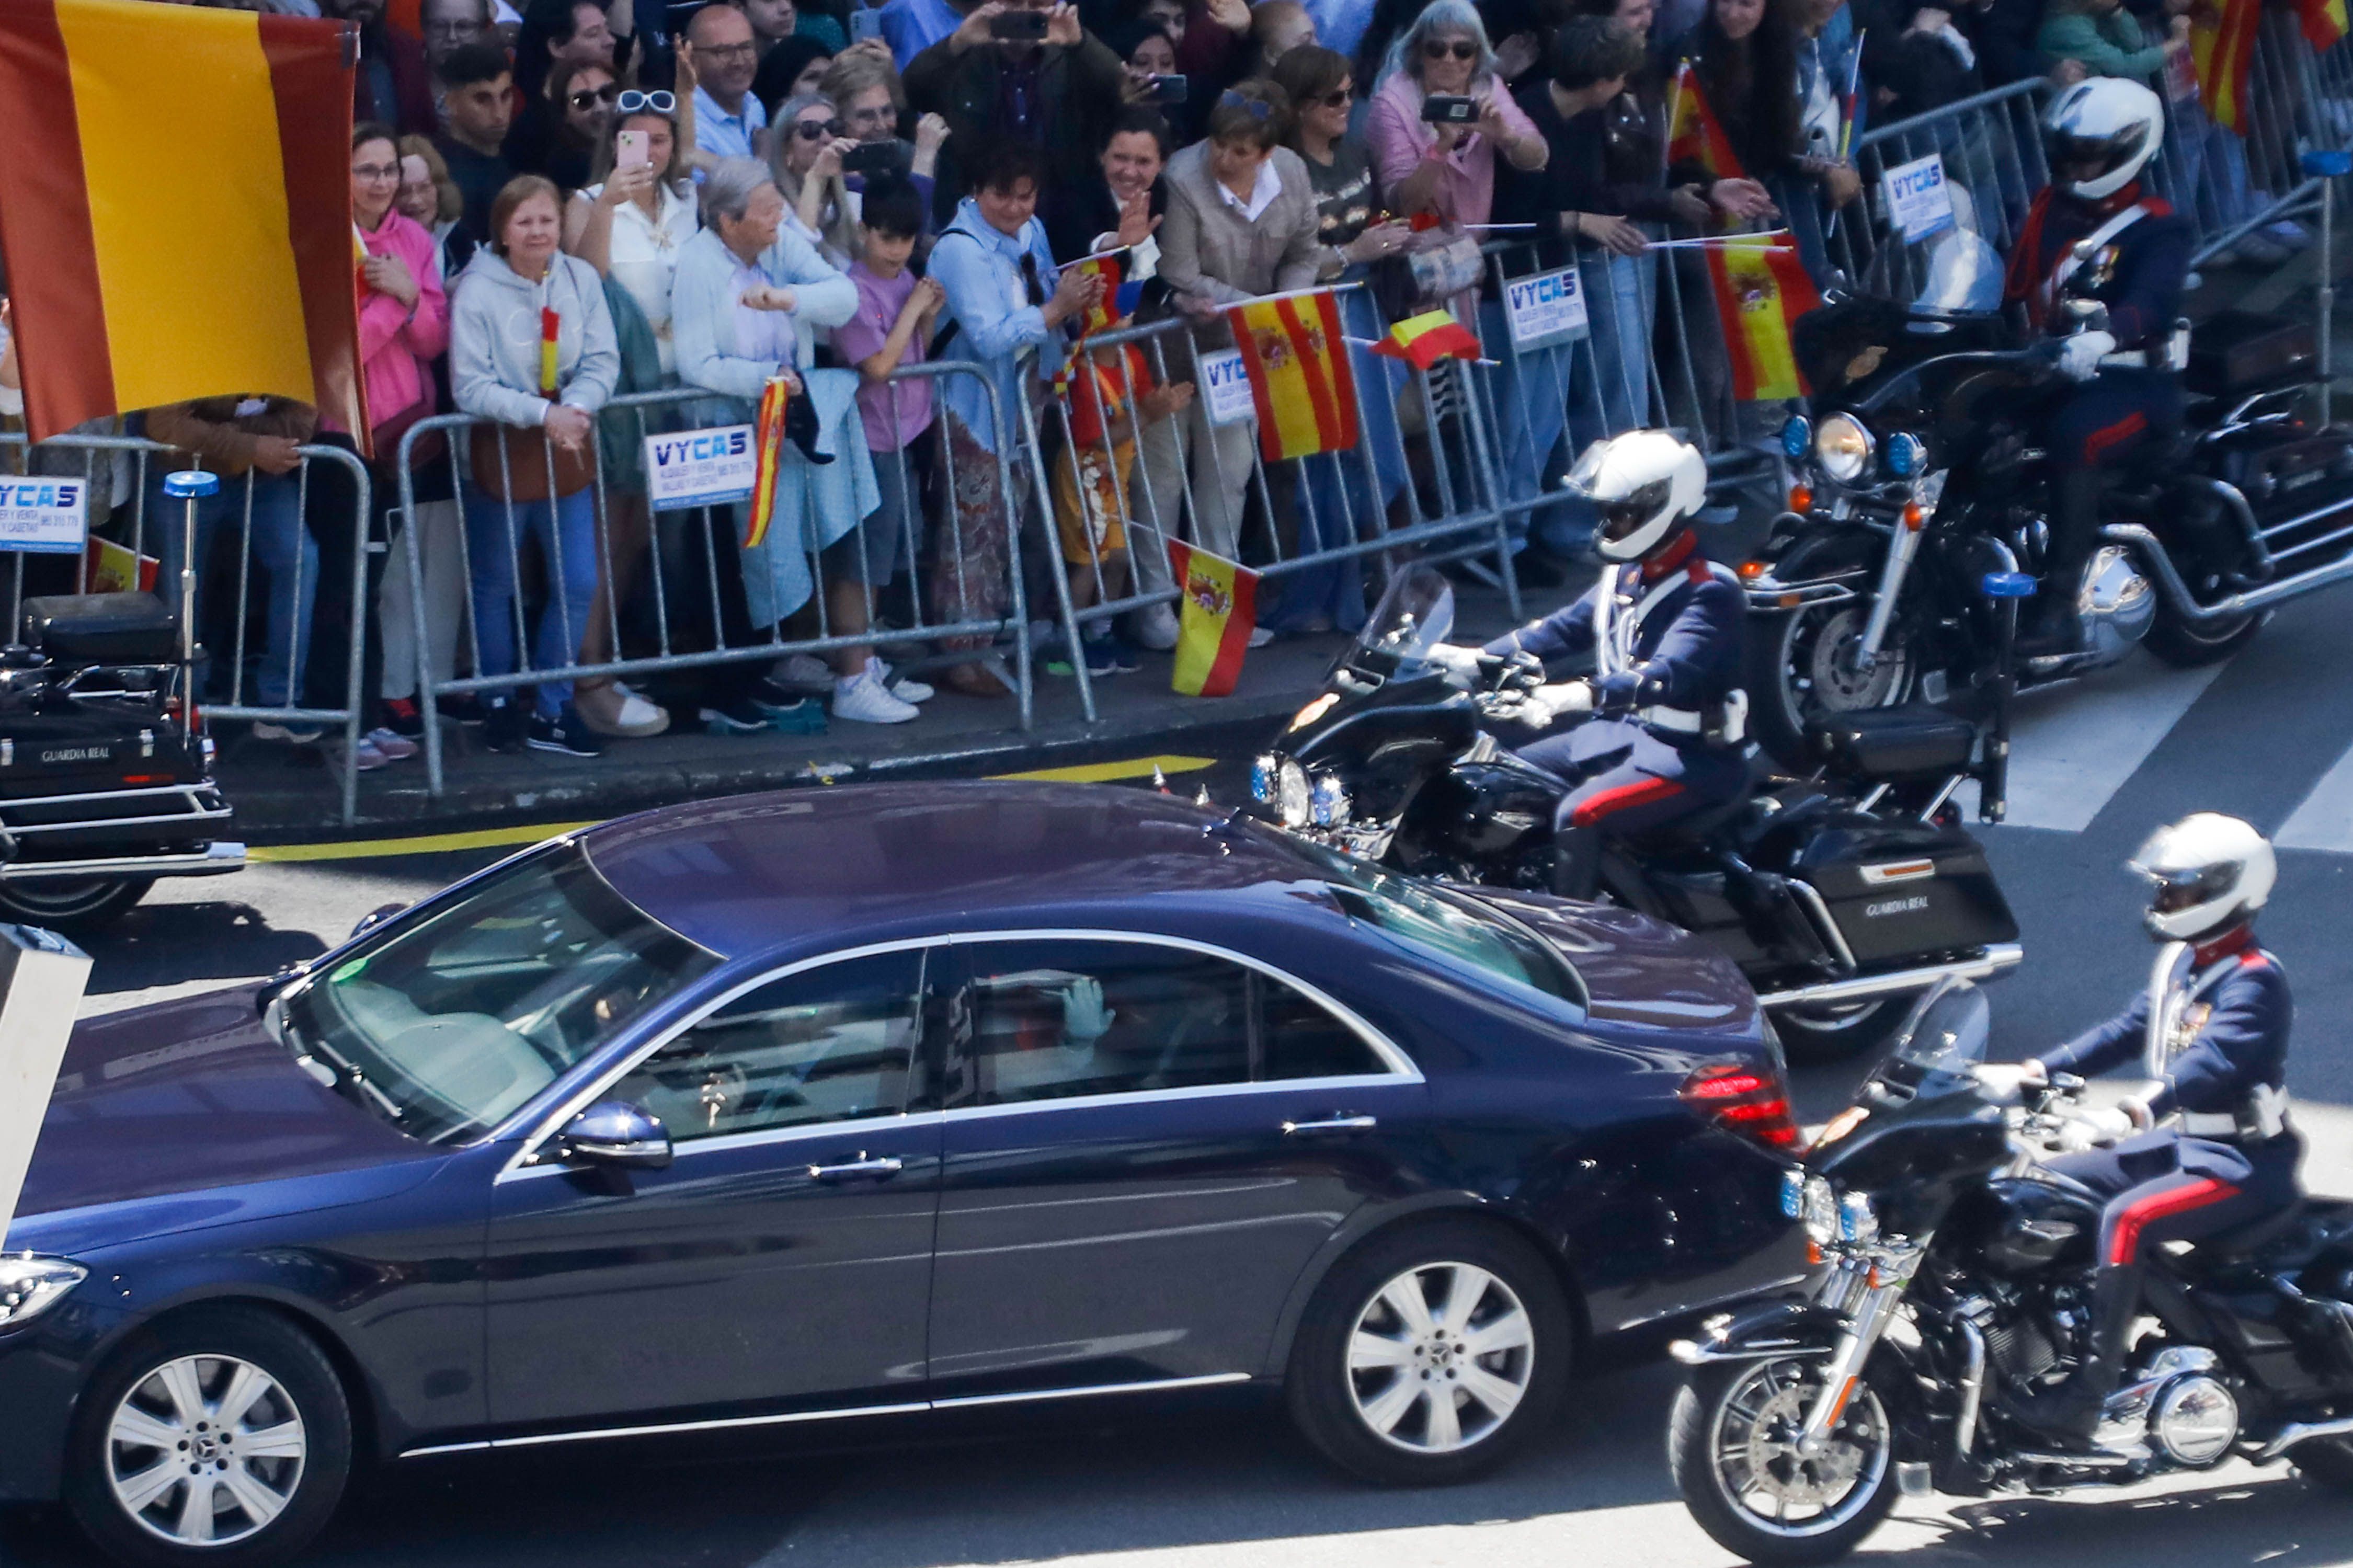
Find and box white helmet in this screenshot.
[2130,812,2275,944]
[1567,431,1707,562]
[2046,78,2165,201]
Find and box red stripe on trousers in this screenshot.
[1569,774,1685,828]
[0,0,115,436]
[2106,1176,2238,1266]
[2082,409,2148,465]
[260,14,368,442]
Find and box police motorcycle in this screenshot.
[1667,977,2353,1566]
[1247,563,2021,1061]
[0,471,244,931]
[1742,145,2353,769]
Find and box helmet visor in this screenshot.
[1594,477,1674,546]
[2050,124,2149,185]
[2138,860,2241,917]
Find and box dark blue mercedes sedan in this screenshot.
[0,782,1802,1567]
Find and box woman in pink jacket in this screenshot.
[1364,0,1547,228]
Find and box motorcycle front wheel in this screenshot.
[1669,1357,1900,1567]
[1750,602,1917,773]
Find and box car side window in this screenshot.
[1259,974,1388,1080]
[962,940,1253,1105]
[611,949,928,1141]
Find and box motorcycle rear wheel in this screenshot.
[1773,999,1902,1066]
[1670,1357,1900,1566]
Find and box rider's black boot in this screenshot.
[1550,827,1604,902]
[2010,1264,2141,1445]
[2017,471,2101,658]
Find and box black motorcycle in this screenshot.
[1743,226,2353,769]
[1669,979,2353,1565]
[1247,566,2021,1061]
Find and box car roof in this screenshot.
[581,780,1330,960]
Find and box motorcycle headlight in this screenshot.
[0,1256,86,1329]
[1250,754,1277,804]
[1309,772,1352,828]
[1814,415,1875,485]
[1885,431,1924,479]
[1837,1191,1879,1245]
[1276,759,1311,828]
[1801,1176,1840,1246]
[1778,1168,1806,1219]
[1780,415,1812,461]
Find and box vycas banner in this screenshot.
[646,425,757,511]
[1198,349,1255,426]
[1504,267,1589,350]
[1883,154,1956,242]
[0,476,88,553]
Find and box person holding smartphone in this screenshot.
[1364,0,1546,227]
[901,0,1125,225]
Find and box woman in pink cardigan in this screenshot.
[1364,0,1547,228]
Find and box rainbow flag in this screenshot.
[1666,63,1744,181]
[1704,235,1820,401]
[0,0,363,444]
[2192,0,2264,133]
[1166,540,1259,697]
[1225,290,1358,465]
[1372,308,1482,372]
[741,374,794,550]
[2303,0,2346,50]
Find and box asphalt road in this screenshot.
[23,588,2353,1568]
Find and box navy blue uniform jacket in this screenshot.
[2041,945,2291,1121]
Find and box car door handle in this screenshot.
[1282,1115,1378,1136]
[807,1156,905,1181]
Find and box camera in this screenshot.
[842,141,908,176]
[990,9,1049,39]
[1420,94,1477,124]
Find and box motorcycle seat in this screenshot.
[1809,705,1977,782]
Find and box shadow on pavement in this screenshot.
[74,897,326,997]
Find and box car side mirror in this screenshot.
[558,1101,673,1170]
[350,902,406,941]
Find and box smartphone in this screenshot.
[1145,73,1187,104]
[842,140,907,176]
[990,9,1048,39]
[616,129,652,170]
[1421,94,1478,124]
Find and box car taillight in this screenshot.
[1682,1061,1800,1150]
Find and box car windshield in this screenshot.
[277,843,720,1144]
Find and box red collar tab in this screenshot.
[1641,530,1699,582]
[2192,925,2257,968]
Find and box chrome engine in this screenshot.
[2092,1347,2242,1466]
[2074,543,2158,664]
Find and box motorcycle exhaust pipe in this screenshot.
[2104,519,2353,625]
[1754,944,2024,1012]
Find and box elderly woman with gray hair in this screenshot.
[1365,0,1547,227]
[670,157,898,724]
[770,90,862,270]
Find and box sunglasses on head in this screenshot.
[795,118,843,140]
[567,83,620,109]
[616,88,676,113]
[1423,39,1478,59]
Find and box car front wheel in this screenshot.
[1285,1221,1571,1485]
[64,1309,352,1568]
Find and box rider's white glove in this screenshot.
[1426,643,1486,690]
[1971,1060,2047,1102]
[1529,680,1595,720]
[2058,329,2117,383]
[2057,1105,2135,1152]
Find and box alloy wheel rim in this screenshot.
[106,1354,307,1548]
[1707,1357,1889,1537]
[1345,1261,1536,1454]
[1789,605,1909,717]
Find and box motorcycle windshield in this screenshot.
[1871,977,1992,1097]
[1346,565,1457,677]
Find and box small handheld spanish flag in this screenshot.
[1704,234,1821,402]
[1666,62,1745,182]
[1224,290,1359,465]
[740,373,794,550]
[538,304,561,397]
[1370,308,1483,373]
[1166,540,1260,698]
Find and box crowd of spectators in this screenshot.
[0,0,2324,765]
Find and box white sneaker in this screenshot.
[1247,625,1274,648]
[832,669,920,724]
[869,656,933,703]
[777,653,835,691]
[1131,602,1181,651]
[365,727,419,761]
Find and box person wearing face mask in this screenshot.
[903,0,1126,225]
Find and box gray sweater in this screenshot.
[1158,142,1333,344]
[449,250,619,429]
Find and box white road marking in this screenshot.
[2277,734,2353,852]
[1964,655,2230,832]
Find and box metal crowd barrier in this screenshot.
[0,429,374,822]
[396,361,1033,798]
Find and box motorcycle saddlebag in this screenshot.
[1789,819,2018,967]
[1808,705,1977,783]
[2186,310,2318,398]
[19,593,178,665]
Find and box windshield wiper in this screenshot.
[273,1000,408,1126]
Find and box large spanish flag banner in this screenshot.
[1225,290,1358,465]
[2191,0,2263,133]
[1666,63,1744,181]
[0,0,362,443]
[1705,235,1820,402]
[1166,540,1259,698]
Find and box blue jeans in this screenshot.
[149,467,316,709]
[461,483,600,719]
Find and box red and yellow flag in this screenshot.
[1166,540,1259,698]
[1372,308,1483,372]
[1705,235,1820,402]
[2191,0,2264,133]
[1225,290,1359,465]
[1666,63,1745,181]
[2302,0,2347,50]
[0,0,363,444]
[741,374,794,550]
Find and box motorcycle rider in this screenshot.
[2003,76,2194,657]
[1975,813,2297,1445]
[1429,431,1749,900]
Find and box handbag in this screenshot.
[371,396,446,472]
[469,419,594,502]
[1372,225,1486,321]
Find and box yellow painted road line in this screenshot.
[246,756,1220,863]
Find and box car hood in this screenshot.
[1457,887,1766,1040]
[5,986,443,1252]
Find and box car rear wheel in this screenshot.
[64,1309,352,1568]
[1285,1221,1571,1485]
[0,875,153,934]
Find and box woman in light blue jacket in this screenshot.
[671,157,875,657]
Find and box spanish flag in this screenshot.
[1705,235,1820,402]
[1372,308,1483,372]
[2302,0,2346,51]
[741,374,794,550]
[2191,0,2263,134]
[0,0,363,443]
[1166,540,1259,698]
[1666,63,1744,181]
[1225,290,1359,465]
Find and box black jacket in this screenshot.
[904,33,1127,226]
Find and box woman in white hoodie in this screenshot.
[450,173,621,759]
